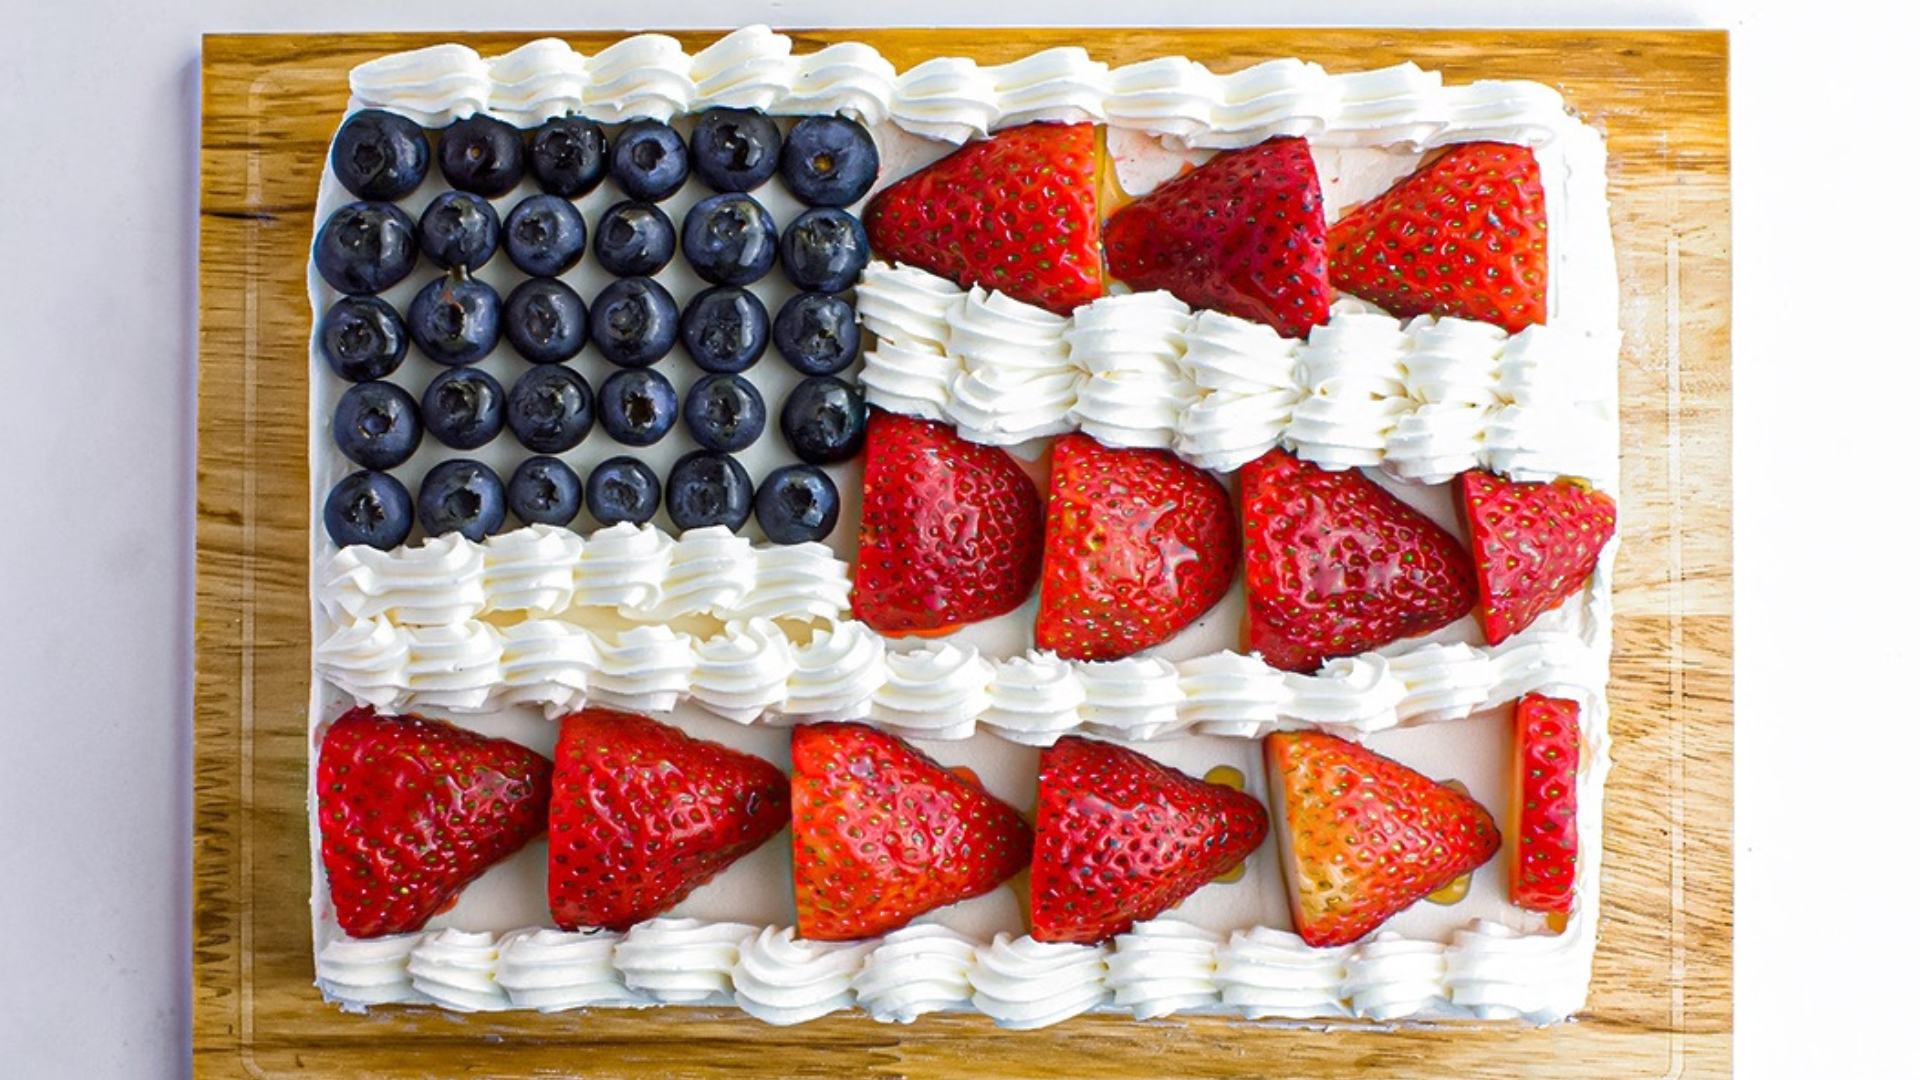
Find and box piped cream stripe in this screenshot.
[347,25,1589,153]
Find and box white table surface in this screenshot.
[0,1,1895,1076]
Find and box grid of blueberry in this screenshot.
[314,106,880,551]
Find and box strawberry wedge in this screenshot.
[1035,434,1239,661]
[791,722,1032,940]
[1268,731,1501,948]
[1103,135,1331,339]
[863,122,1103,315]
[318,708,552,939]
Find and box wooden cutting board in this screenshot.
[194,28,1730,1080]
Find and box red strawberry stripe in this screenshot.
[547,709,788,932]
[1103,135,1331,339]
[1035,434,1238,661]
[1511,695,1580,913]
[791,722,1032,941]
[1460,470,1617,645]
[863,122,1103,316]
[318,708,552,939]
[1327,142,1548,333]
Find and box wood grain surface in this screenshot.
[194,28,1731,1080]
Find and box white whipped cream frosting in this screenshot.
[318,593,1609,738]
[1106,920,1225,1019]
[1213,925,1348,1019]
[869,644,996,740]
[613,918,757,1005]
[851,924,980,1023]
[321,907,1604,1026]
[319,513,1611,737]
[688,618,798,723]
[970,933,1112,1030]
[858,263,1620,484]
[494,928,645,1010]
[782,620,890,721]
[407,928,510,1011]
[315,931,425,1008]
[320,523,850,630]
[349,27,1591,156]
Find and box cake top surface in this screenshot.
[304,24,1620,1028]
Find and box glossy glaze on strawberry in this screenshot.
[1511,694,1580,914]
[318,707,553,939]
[1241,449,1476,672]
[547,709,788,932]
[1030,735,1268,945]
[1035,434,1238,661]
[1103,135,1331,339]
[1327,141,1548,333]
[851,411,1045,636]
[862,122,1103,316]
[1267,731,1501,948]
[1460,469,1617,645]
[790,722,1032,941]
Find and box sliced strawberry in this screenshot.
[1241,449,1476,673]
[1031,735,1268,944]
[1102,135,1331,339]
[318,707,552,939]
[1459,469,1617,644]
[790,722,1032,941]
[1034,434,1238,661]
[1327,142,1548,333]
[851,410,1046,636]
[1511,694,1581,914]
[547,709,788,932]
[863,122,1103,315]
[1267,731,1501,948]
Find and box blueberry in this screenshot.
[527,115,609,198]
[318,295,408,382]
[683,373,766,453]
[780,375,867,465]
[778,115,879,208]
[680,192,777,287]
[314,201,417,295]
[418,190,500,271]
[586,457,663,527]
[508,456,583,527]
[753,464,840,544]
[598,368,678,447]
[589,278,679,368]
[772,292,859,376]
[504,277,589,364]
[437,114,526,197]
[689,108,782,193]
[417,459,508,541]
[680,286,769,374]
[503,193,588,277]
[780,207,868,293]
[406,274,501,366]
[332,380,422,470]
[420,367,505,450]
[610,119,689,202]
[593,200,676,277]
[324,470,414,550]
[665,450,752,532]
[330,109,430,201]
[506,364,595,453]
